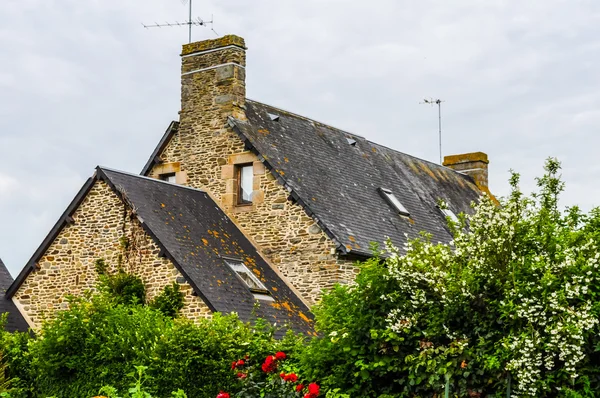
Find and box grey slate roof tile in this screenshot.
[230,100,482,255]
[0,258,29,333]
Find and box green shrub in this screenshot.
[149,282,185,318]
[149,316,286,398]
[29,295,167,397]
[298,159,600,397]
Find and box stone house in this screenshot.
[0,258,28,332]
[5,167,312,334]
[140,35,490,303]
[3,35,490,331]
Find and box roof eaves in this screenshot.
[140,121,179,176]
[6,176,96,298]
[95,167,218,313]
[227,117,349,256]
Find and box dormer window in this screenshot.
[159,173,177,183]
[225,259,269,295]
[237,164,254,205]
[378,188,410,216]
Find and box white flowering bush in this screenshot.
[301,159,600,397]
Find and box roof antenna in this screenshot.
[420,98,444,165]
[142,0,218,43]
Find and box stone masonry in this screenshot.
[148,35,356,304]
[12,180,211,328]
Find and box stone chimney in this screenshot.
[443,152,489,190]
[180,35,247,127]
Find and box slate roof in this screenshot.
[228,100,482,256]
[0,258,29,333]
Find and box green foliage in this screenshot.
[0,277,295,398]
[298,158,600,397]
[29,295,167,397]
[149,282,185,318]
[94,258,146,305]
[149,316,286,398]
[99,366,188,398]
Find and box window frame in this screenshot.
[236,163,254,206]
[224,258,270,295]
[378,187,410,216]
[439,206,459,223]
[159,172,177,184]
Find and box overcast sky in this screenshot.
[1,0,599,276]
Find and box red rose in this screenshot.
[284,373,298,382]
[296,384,304,392]
[237,372,247,379]
[261,355,276,373]
[236,359,245,367]
[308,383,320,395]
[216,392,230,398]
[275,351,287,361]
[280,371,286,378]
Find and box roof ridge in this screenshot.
[98,166,206,194]
[246,98,366,139]
[246,99,472,179]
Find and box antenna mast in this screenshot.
[142,0,218,43]
[421,98,444,164]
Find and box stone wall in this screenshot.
[148,35,356,304]
[13,180,211,328]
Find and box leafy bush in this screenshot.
[0,279,299,398]
[148,316,289,398]
[29,294,167,397]
[95,258,146,305]
[299,159,600,397]
[149,282,185,318]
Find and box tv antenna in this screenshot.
[142,0,218,43]
[420,98,444,164]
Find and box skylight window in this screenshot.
[225,259,269,294]
[378,188,410,216]
[439,207,459,223]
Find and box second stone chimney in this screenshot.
[180,35,247,127]
[443,152,489,190]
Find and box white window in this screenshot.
[379,188,410,216]
[225,260,268,294]
[238,164,254,204]
[159,173,177,183]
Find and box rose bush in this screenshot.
[221,351,320,398]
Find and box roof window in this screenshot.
[346,137,357,146]
[225,259,269,295]
[267,113,280,121]
[439,206,459,223]
[378,188,410,216]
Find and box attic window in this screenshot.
[225,260,269,294]
[439,206,459,223]
[267,113,280,121]
[346,137,357,146]
[378,188,410,216]
[159,173,177,183]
